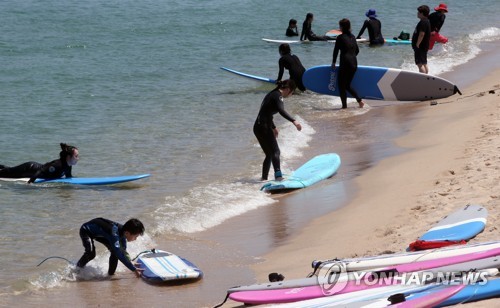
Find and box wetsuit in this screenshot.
[300,20,328,41]
[277,53,306,91]
[357,18,384,46]
[412,18,431,64]
[76,218,136,275]
[332,32,362,108]
[253,90,296,180]
[0,159,72,183]
[286,27,299,37]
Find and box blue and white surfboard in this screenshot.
[220,67,275,84]
[303,65,461,101]
[136,249,203,283]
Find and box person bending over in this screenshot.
[277,43,306,92]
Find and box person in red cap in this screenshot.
[429,3,449,50]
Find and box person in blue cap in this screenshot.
[357,9,384,46]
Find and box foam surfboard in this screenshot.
[260,153,340,193]
[325,30,411,44]
[437,277,500,306]
[312,241,500,273]
[0,174,150,185]
[409,204,487,251]
[229,247,500,304]
[220,67,275,84]
[136,249,203,283]
[262,38,368,44]
[302,65,461,101]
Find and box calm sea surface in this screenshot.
[1,0,499,297]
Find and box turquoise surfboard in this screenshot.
[303,65,461,101]
[0,174,151,185]
[261,153,340,193]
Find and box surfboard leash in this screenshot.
[37,256,74,267]
[131,248,156,261]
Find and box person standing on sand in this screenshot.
[357,8,385,46]
[332,18,365,109]
[429,3,449,50]
[277,43,306,92]
[412,5,431,74]
[253,79,302,181]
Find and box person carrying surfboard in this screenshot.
[277,43,306,92]
[331,18,364,109]
[412,5,431,74]
[356,9,385,46]
[253,79,302,181]
[0,143,79,183]
[76,217,145,277]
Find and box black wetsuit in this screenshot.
[300,20,328,41]
[277,53,306,91]
[0,159,72,183]
[429,11,446,33]
[332,32,362,108]
[286,27,299,37]
[76,218,136,275]
[253,90,296,180]
[357,18,384,46]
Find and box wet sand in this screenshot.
[2,45,499,308]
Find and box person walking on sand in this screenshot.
[412,5,431,74]
[277,43,306,92]
[0,143,79,183]
[429,3,449,50]
[357,8,385,46]
[332,18,364,109]
[76,217,145,277]
[253,79,302,181]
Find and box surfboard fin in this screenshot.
[454,85,462,95]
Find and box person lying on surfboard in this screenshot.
[253,79,302,181]
[76,217,145,277]
[0,143,79,183]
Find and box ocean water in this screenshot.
[0,0,499,298]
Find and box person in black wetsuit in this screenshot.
[332,18,365,109]
[277,43,306,92]
[286,19,299,37]
[300,13,330,41]
[412,5,431,74]
[0,143,79,183]
[357,9,385,46]
[76,217,145,276]
[253,80,302,181]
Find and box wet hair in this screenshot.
[339,18,351,33]
[306,13,314,21]
[59,143,78,160]
[418,5,430,17]
[275,79,297,92]
[288,19,297,26]
[279,43,291,56]
[123,218,145,236]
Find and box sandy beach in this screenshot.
[225,69,500,306]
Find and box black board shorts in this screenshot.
[414,48,428,65]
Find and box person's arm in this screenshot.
[357,20,367,39]
[331,39,340,68]
[65,166,73,178]
[109,225,138,272]
[416,30,425,48]
[300,22,306,41]
[277,58,285,82]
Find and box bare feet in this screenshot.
[358,101,365,108]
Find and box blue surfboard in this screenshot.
[419,204,487,242]
[220,67,276,84]
[437,277,500,306]
[26,174,150,185]
[136,249,203,283]
[303,65,461,101]
[261,153,340,193]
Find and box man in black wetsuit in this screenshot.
[300,13,330,41]
[332,19,365,109]
[0,143,79,183]
[253,80,302,181]
[76,217,145,276]
[357,9,385,46]
[277,43,306,92]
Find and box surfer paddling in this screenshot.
[0,143,78,183]
[76,218,145,277]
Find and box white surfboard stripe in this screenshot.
[142,254,197,279]
[426,217,487,232]
[376,68,400,101]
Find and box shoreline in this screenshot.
[231,67,500,305]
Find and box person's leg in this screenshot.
[344,67,364,108]
[337,68,348,109]
[254,124,273,180]
[108,254,118,275]
[76,227,96,268]
[0,162,42,178]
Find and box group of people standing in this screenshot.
[257,3,449,181]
